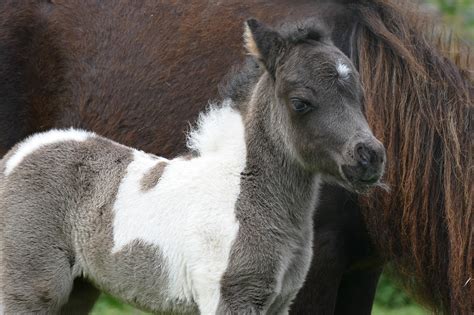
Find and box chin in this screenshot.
[344,177,388,194]
[321,172,385,195]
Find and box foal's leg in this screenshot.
[2,229,75,314]
[2,252,75,314]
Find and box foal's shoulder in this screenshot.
[2,128,98,176]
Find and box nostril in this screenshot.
[355,143,371,166]
[368,148,378,164]
[355,142,385,167]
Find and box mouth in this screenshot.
[339,165,385,194]
[357,175,380,185]
[321,171,385,195]
[341,178,387,194]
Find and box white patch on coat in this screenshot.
[112,102,245,313]
[336,61,351,78]
[4,128,94,176]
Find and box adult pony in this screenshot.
[0,0,472,314]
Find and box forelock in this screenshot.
[278,19,331,45]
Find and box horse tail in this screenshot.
[0,1,64,157]
[345,0,473,313]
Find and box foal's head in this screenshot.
[244,19,385,192]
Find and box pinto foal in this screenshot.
[0,20,385,314]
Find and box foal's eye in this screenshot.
[291,99,313,114]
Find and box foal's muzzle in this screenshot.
[341,139,386,188]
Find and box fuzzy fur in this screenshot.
[4,128,94,176]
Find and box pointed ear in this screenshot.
[244,19,285,78]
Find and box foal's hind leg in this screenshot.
[2,239,75,314]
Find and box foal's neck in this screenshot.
[238,99,320,230]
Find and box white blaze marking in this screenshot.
[336,61,351,78]
[112,102,245,313]
[4,129,94,176]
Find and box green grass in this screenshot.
[91,295,149,315]
[372,273,428,315]
[372,304,427,315]
[428,0,474,40]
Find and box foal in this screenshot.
[0,19,385,314]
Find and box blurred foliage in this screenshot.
[375,273,413,308]
[372,273,427,315]
[427,0,474,40]
[91,295,149,315]
[372,304,427,315]
[90,1,471,314]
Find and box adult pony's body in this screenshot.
[0,0,471,314]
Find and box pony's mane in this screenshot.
[219,58,262,106]
[348,0,472,313]
[278,18,330,44]
[186,100,244,156]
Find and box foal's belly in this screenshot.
[89,241,198,314]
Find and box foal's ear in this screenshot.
[244,19,285,77]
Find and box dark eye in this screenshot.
[291,98,313,114]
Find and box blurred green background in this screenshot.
[431,0,473,40]
[90,1,472,314]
